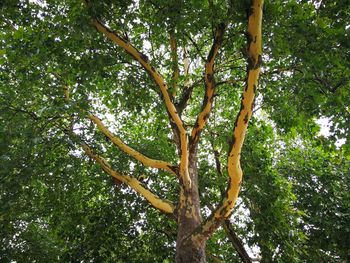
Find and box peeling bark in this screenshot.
[190,0,264,244]
[81,143,175,214]
[87,114,178,175]
[176,148,205,263]
[82,1,264,262]
[191,23,226,147]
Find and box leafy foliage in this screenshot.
[1,0,349,262]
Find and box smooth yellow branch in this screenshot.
[81,143,175,214]
[92,19,191,186]
[87,114,177,175]
[224,0,263,217]
[191,23,226,145]
[92,19,184,134]
[192,0,264,243]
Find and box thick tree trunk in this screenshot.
[176,239,206,263]
[175,148,206,263]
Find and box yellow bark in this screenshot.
[81,143,175,214]
[192,0,264,241]
[92,19,191,186]
[87,114,177,175]
[191,24,225,144]
[63,86,69,101]
[92,20,184,134]
[224,0,263,217]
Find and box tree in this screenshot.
[1,0,349,262]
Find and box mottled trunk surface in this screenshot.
[176,149,206,263]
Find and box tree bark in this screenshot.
[223,220,252,263]
[176,147,206,263]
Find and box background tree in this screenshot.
[1,0,349,262]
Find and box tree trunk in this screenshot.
[175,148,206,263]
[176,240,206,263]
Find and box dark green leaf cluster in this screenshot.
[1,0,349,262]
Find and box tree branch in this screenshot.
[176,60,202,115]
[1,16,17,31]
[223,220,253,263]
[190,0,264,242]
[170,31,180,97]
[210,139,223,177]
[91,18,191,186]
[215,66,301,88]
[206,251,224,263]
[57,75,178,176]
[190,23,226,148]
[206,203,253,263]
[216,78,245,88]
[87,114,178,175]
[81,142,175,214]
[176,85,194,115]
[184,33,206,62]
[91,19,183,132]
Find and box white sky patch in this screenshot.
[316,117,331,137]
[29,0,47,6]
[143,40,152,50]
[231,199,261,261]
[316,117,346,147]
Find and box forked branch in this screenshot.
[91,19,191,186]
[191,23,226,147]
[191,0,264,243]
[92,19,184,133]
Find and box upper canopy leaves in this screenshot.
[1,0,349,262]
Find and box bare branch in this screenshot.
[216,78,245,88]
[216,67,301,88]
[175,51,202,115]
[210,139,223,177]
[184,33,206,62]
[176,85,194,115]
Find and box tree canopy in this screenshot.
[1,0,349,262]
